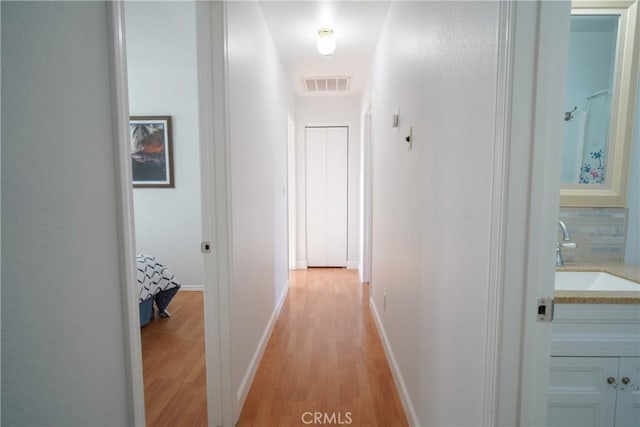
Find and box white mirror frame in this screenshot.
[561,0,639,207]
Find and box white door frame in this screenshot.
[108,2,233,426]
[287,116,296,270]
[494,1,571,425]
[360,105,373,284]
[107,3,146,425]
[195,2,233,426]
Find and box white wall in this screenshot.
[625,86,640,265]
[366,2,500,424]
[2,2,131,424]
[294,96,361,270]
[125,1,203,288]
[225,1,293,417]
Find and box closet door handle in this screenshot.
[607,377,617,388]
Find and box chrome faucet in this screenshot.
[556,220,577,267]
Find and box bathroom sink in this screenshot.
[555,271,640,292]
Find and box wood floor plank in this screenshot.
[237,268,408,427]
[141,270,407,426]
[141,291,207,427]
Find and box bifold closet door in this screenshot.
[306,127,348,267]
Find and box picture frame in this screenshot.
[129,115,174,188]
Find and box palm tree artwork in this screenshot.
[129,116,173,188]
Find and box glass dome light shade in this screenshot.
[317,28,335,56]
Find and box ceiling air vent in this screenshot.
[304,76,351,92]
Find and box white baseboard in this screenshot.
[235,280,290,420]
[178,284,203,291]
[295,261,308,270]
[369,296,419,426]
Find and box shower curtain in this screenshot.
[579,90,611,184]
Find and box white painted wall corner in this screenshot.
[346,261,359,270]
[295,261,308,270]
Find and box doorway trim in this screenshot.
[494,1,571,425]
[287,116,297,270]
[481,1,515,423]
[195,2,233,426]
[107,3,146,425]
[360,104,373,284]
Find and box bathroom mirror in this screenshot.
[560,0,639,207]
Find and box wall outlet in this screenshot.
[383,292,387,312]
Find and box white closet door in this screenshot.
[305,127,348,267]
[325,127,348,267]
[306,128,327,266]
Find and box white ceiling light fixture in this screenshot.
[316,28,336,56]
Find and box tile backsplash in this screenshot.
[558,207,626,263]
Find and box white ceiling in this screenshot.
[259,1,391,97]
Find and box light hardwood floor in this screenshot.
[237,268,408,426]
[141,269,408,426]
[141,291,208,427]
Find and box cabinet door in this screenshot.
[547,357,618,427]
[615,357,640,427]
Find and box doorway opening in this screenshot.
[123,2,208,425]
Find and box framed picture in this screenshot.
[129,116,174,188]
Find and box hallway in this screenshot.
[237,269,407,426]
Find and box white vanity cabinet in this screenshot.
[548,357,639,427]
[547,304,640,427]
